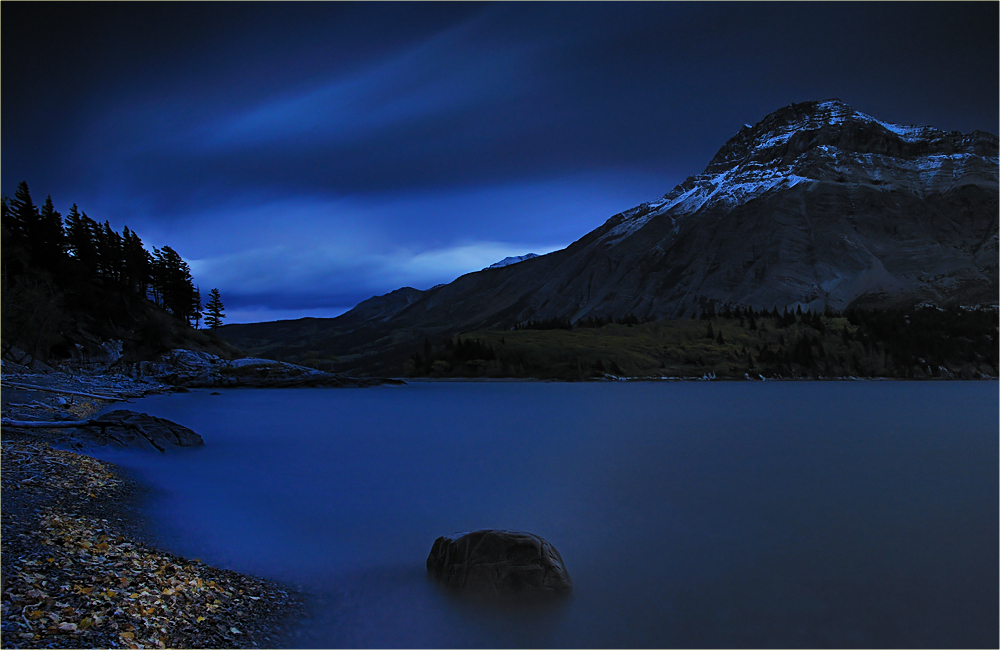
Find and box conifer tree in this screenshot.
[96,221,124,282]
[1,196,29,274]
[65,205,99,272]
[191,287,202,329]
[7,181,37,254]
[121,226,150,295]
[204,288,225,329]
[152,246,198,322]
[8,182,35,229]
[35,196,66,273]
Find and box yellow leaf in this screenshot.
[196,616,205,623]
[120,631,134,639]
[28,610,44,619]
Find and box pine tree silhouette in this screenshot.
[205,288,226,329]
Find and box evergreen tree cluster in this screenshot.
[407,336,498,377]
[2,181,226,362]
[3,181,203,323]
[512,317,573,331]
[518,312,644,330]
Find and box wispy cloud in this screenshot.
[190,238,564,302]
[197,16,539,153]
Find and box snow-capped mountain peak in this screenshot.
[599,99,998,245]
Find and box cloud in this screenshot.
[195,15,540,155]
[373,240,565,288]
[224,305,356,324]
[191,239,565,324]
[190,238,565,303]
[176,170,671,317]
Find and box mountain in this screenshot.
[487,253,539,269]
[219,99,998,374]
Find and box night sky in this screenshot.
[4,2,997,323]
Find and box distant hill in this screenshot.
[218,99,998,375]
[486,253,539,269]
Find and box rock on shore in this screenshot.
[91,410,205,452]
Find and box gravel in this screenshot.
[2,368,307,648]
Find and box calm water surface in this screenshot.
[98,381,998,648]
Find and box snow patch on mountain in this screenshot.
[487,253,539,269]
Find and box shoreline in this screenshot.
[1,369,306,648]
[396,374,998,383]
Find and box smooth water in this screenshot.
[97,381,998,648]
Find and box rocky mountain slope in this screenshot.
[219,99,998,372]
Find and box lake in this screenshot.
[97,381,998,648]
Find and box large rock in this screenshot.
[426,529,572,594]
[89,410,204,452]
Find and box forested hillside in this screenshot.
[405,305,999,381]
[1,181,238,366]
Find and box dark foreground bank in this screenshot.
[1,371,305,649]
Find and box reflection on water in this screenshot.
[99,381,999,648]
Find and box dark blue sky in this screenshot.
[4,2,997,323]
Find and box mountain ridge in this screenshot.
[219,99,998,373]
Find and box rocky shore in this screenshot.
[1,438,304,649]
[1,349,398,648]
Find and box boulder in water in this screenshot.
[426,529,572,594]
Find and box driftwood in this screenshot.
[1,419,101,429]
[0,380,122,401]
[1,417,166,452]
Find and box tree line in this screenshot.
[2,181,225,328]
[404,302,997,380]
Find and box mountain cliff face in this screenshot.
[220,100,998,368]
